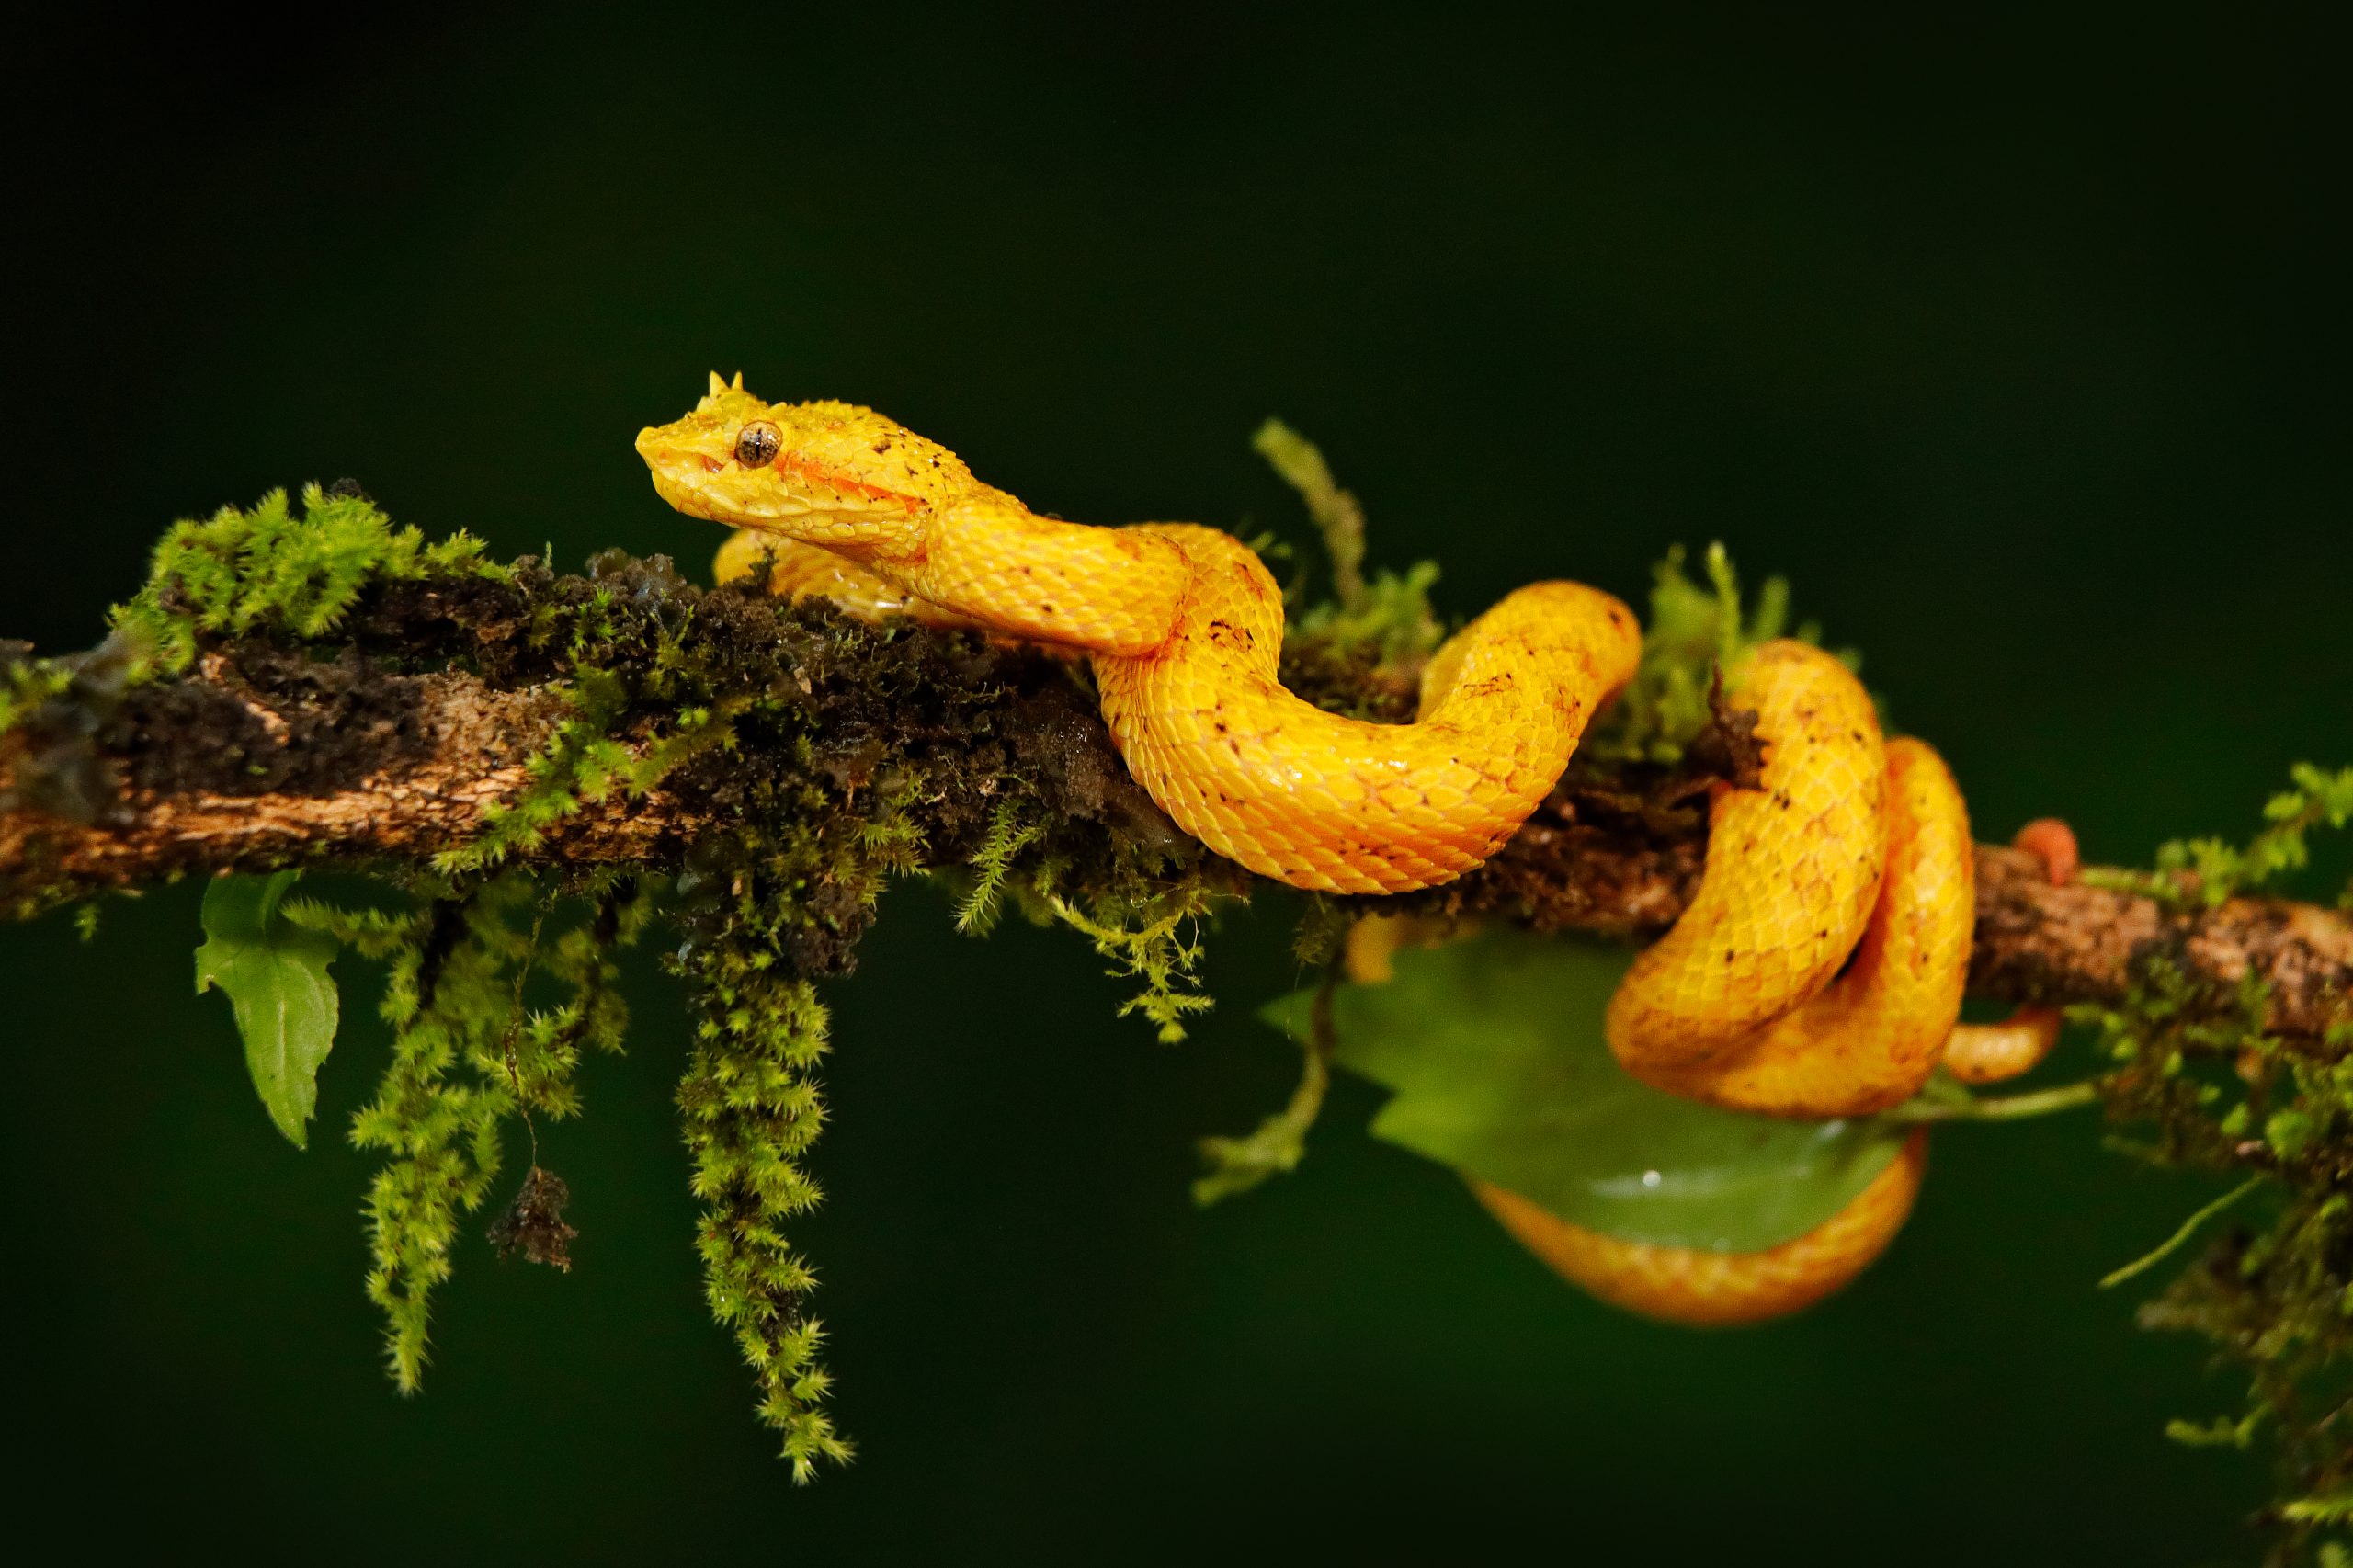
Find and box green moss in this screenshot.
[1254,418,1369,611]
[1041,881,1218,1043]
[0,653,74,738]
[1255,420,1445,715]
[1291,560,1447,676]
[1586,541,1840,765]
[954,801,1050,936]
[288,872,650,1390]
[83,475,1029,1467]
[673,878,850,1481]
[2078,768,2353,1565]
[2086,763,2353,911]
[110,483,508,678]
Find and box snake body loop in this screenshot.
[640,380,2004,1327]
[1647,738,1973,1118]
[1606,642,1893,1076]
[1472,1132,1933,1327]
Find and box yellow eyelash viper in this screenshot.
[641,376,1643,895]
[636,376,2055,1327]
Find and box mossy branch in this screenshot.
[0,474,2345,1523]
[4,574,2344,1042]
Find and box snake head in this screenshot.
[635,374,979,563]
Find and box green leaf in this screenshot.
[1263,926,1908,1252]
[195,870,341,1149]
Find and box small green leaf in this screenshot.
[195,870,341,1148]
[1263,926,1908,1252]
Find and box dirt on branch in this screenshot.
[3,575,2346,1043]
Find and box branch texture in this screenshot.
[6,570,2344,1043]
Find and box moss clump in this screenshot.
[111,483,510,679]
[290,871,649,1389]
[673,855,851,1481]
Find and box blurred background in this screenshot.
[3,5,2346,1562]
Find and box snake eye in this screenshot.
[733,421,781,468]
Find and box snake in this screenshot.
[641,376,1644,896]
[636,376,2051,1327]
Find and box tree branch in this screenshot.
[4,571,2346,1043]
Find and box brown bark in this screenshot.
[0,666,666,889]
[5,629,2347,1044]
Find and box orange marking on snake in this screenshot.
[773,451,924,510]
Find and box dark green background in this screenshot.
[4,6,2346,1562]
